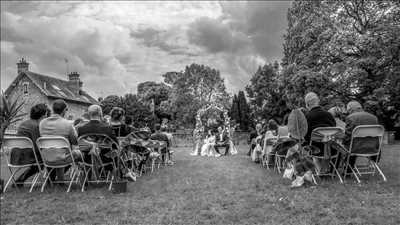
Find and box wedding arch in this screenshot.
[194,102,230,135]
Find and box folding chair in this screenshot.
[2,137,43,193]
[36,136,84,192]
[78,134,120,191]
[343,125,386,183]
[261,134,278,169]
[310,127,345,183]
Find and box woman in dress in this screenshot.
[200,130,219,157]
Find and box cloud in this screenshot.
[1,1,290,97]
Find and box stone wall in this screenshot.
[6,74,90,131]
[6,75,50,131]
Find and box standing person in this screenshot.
[13,104,50,185]
[39,99,82,181]
[343,101,380,169]
[214,126,230,156]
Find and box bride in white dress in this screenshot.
[200,130,220,157]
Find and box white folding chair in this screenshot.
[2,137,43,193]
[310,127,345,183]
[261,133,278,169]
[343,125,386,183]
[36,136,83,192]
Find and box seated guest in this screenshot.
[77,105,135,180]
[304,92,336,146]
[344,101,379,168]
[150,124,173,164]
[109,107,130,137]
[39,99,82,181]
[14,104,50,185]
[328,107,346,129]
[74,112,90,129]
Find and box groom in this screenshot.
[214,126,230,156]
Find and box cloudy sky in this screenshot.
[1,1,291,97]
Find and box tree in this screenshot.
[246,63,289,124]
[100,95,123,115]
[237,91,251,131]
[162,63,231,128]
[230,94,240,124]
[281,0,400,127]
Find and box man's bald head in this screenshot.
[305,92,320,110]
[88,105,103,119]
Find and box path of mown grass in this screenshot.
[1,144,399,225]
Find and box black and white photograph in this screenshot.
[1,1,399,224]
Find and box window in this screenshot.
[23,82,29,94]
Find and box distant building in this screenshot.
[4,58,98,130]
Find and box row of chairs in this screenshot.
[2,134,170,193]
[259,125,387,183]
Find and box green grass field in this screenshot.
[1,144,399,225]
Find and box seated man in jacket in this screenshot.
[304,92,336,146]
[344,101,380,169]
[14,104,50,185]
[39,99,82,181]
[77,104,135,180]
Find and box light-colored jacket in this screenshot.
[39,114,78,145]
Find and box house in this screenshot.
[4,58,98,131]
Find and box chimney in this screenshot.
[68,71,82,94]
[17,58,29,74]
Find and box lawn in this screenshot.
[1,144,399,225]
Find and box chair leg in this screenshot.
[81,169,90,192]
[3,169,19,193]
[29,173,40,192]
[373,162,387,182]
[67,169,78,193]
[41,169,52,192]
[350,166,361,183]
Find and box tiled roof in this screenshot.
[24,71,98,105]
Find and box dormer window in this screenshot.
[23,82,29,94]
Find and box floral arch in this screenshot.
[194,102,230,137]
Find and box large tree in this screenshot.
[281,0,400,127]
[246,63,289,124]
[162,63,231,128]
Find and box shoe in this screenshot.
[167,160,174,166]
[124,171,137,182]
[215,154,221,157]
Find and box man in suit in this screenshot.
[344,101,380,168]
[77,105,136,181]
[304,92,336,147]
[77,105,118,143]
[39,99,82,181]
[214,126,230,156]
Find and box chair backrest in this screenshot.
[36,136,74,166]
[2,136,40,166]
[349,125,384,155]
[78,133,120,162]
[277,126,289,138]
[310,127,344,143]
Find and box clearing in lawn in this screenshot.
[1,144,399,225]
